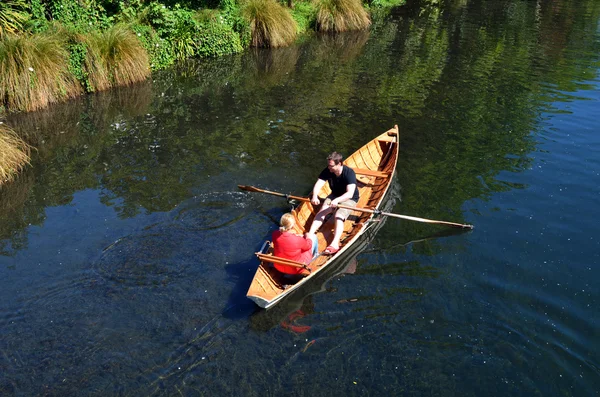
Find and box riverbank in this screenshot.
[0,0,404,184]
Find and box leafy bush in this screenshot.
[220,0,251,47]
[132,23,176,70]
[243,0,297,47]
[67,40,94,91]
[290,1,317,34]
[194,22,242,57]
[44,0,112,32]
[367,0,405,8]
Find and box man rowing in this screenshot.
[305,152,359,254]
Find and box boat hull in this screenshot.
[247,126,400,309]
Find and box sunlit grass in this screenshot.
[87,24,150,87]
[0,31,81,112]
[243,0,297,48]
[315,0,371,32]
[0,0,29,38]
[0,123,31,185]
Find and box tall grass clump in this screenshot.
[0,32,81,112]
[243,0,297,48]
[0,0,29,38]
[87,24,150,87]
[0,123,31,184]
[315,0,371,32]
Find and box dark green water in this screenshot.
[1,0,599,395]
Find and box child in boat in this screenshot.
[272,213,318,275]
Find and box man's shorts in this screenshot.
[326,194,357,220]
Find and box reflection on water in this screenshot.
[1,0,600,395]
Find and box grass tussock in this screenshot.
[88,24,150,88]
[0,123,31,184]
[315,0,371,32]
[0,0,29,38]
[0,32,82,112]
[243,0,297,48]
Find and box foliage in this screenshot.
[367,0,404,9]
[243,0,297,47]
[0,0,29,38]
[67,41,93,91]
[290,1,317,34]
[220,0,251,47]
[194,22,243,57]
[139,2,243,61]
[87,24,150,87]
[0,30,81,112]
[315,0,371,32]
[132,23,176,70]
[44,0,112,32]
[0,123,30,185]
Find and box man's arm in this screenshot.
[311,179,327,205]
[331,183,356,206]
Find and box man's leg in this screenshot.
[328,216,345,250]
[307,204,333,235]
[327,199,357,250]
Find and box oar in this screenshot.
[238,185,474,229]
[238,185,311,203]
[336,204,473,229]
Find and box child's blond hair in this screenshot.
[279,213,295,232]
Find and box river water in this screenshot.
[1,0,599,395]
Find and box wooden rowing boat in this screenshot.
[249,189,399,330]
[246,125,400,309]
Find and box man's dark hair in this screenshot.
[327,152,343,165]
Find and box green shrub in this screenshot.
[243,0,297,47]
[315,0,371,32]
[220,0,251,47]
[0,31,81,112]
[0,123,31,184]
[140,2,200,61]
[132,23,176,70]
[67,40,93,91]
[367,0,405,8]
[290,1,317,34]
[45,0,111,32]
[194,22,243,57]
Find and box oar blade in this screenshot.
[238,185,261,193]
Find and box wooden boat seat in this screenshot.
[353,168,390,178]
[255,253,311,271]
